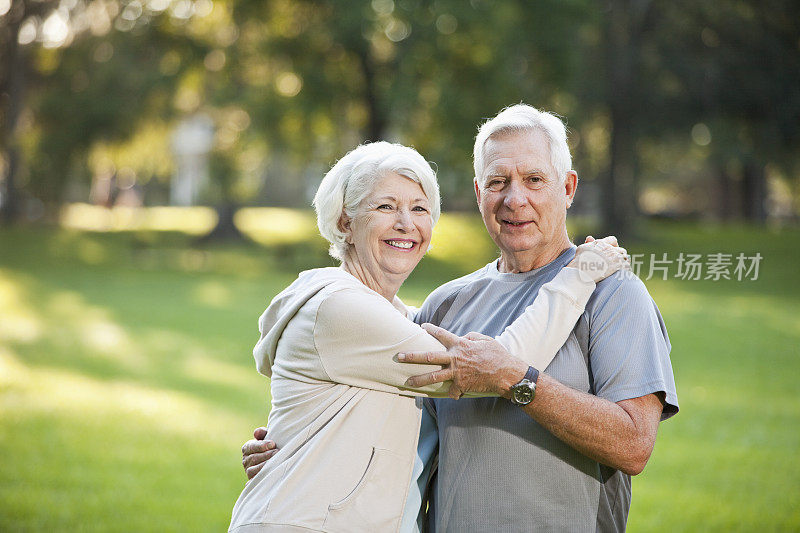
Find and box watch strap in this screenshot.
[524,365,539,385]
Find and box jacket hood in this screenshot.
[252,267,351,377]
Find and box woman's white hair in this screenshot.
[473,104,572,185]
[313,141,441,261]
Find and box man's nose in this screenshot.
[503,181,527,209]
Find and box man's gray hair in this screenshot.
[313,141,441,261]
[473,104,572,185]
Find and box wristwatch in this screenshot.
[509,366,539,406]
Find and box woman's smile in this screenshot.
[384,238,417,250]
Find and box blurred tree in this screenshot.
[595,0,655,236]
[2,0,797,231]
[1,0,251,236]
[1,0,196,221]
[0,0,58,224]
[636,0,800,222]
[224,0,596,208]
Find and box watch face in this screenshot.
[512,382,534,405]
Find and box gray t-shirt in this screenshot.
[416,246,679,532]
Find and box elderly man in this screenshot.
[243,104,678,531]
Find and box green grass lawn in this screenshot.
[1,212,799,531]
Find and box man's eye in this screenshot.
[487,180,504,190]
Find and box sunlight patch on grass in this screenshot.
[43,288,151,370]
[0,346,27,389]
[192,280,234,308]
[61,204,217,234]
[0,273,43,344]
[0,349,251,440]
[235,207,320,245]
[82,317,129,352]
[0,345,255,531]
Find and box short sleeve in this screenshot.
[314,287,452,398]
[587,273,679,420]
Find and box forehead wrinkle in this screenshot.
[482,129,557,178]
[486,162,548,177]
[519,167,549,179]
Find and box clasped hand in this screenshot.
[398,324,527,400]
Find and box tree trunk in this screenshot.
[0,0,28,225]
[600,0,651,237]
[355,48,386,142]
[716,163,734,221]
[198,203,247,243]
[1,147,20,225]
[741,160,766,222]
[603,110,638,235]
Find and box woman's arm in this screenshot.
[496,237,628,370]
[495,267,594,371]
[314,239,627,397]
[314,288,452,397]
[314,237,627,398]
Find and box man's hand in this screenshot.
[398,324,528,400]
[241,427,278,480]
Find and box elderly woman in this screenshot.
[229,142,626,533]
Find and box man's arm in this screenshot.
[525,373,664,475]
[241,427,277,480]
[400,325,664,476]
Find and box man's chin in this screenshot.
[496,238,542,254]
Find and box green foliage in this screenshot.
[1,217,799,530]
[3,0,799,224]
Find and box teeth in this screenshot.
[387,240,413,249]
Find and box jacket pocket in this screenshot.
[324,447,405,532]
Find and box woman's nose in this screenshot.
[393,210,413,231]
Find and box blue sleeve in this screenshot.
[587,272,679,420]
[415,292,439,326]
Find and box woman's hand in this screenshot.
[567,235,630,283]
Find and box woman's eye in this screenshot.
[377,204,393,210]
[412,206,429,213]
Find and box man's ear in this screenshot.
[474,178,482,208]
[564,170,578,209]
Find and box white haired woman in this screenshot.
[229,141,626,533]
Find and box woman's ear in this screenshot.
[338,213,352,244]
